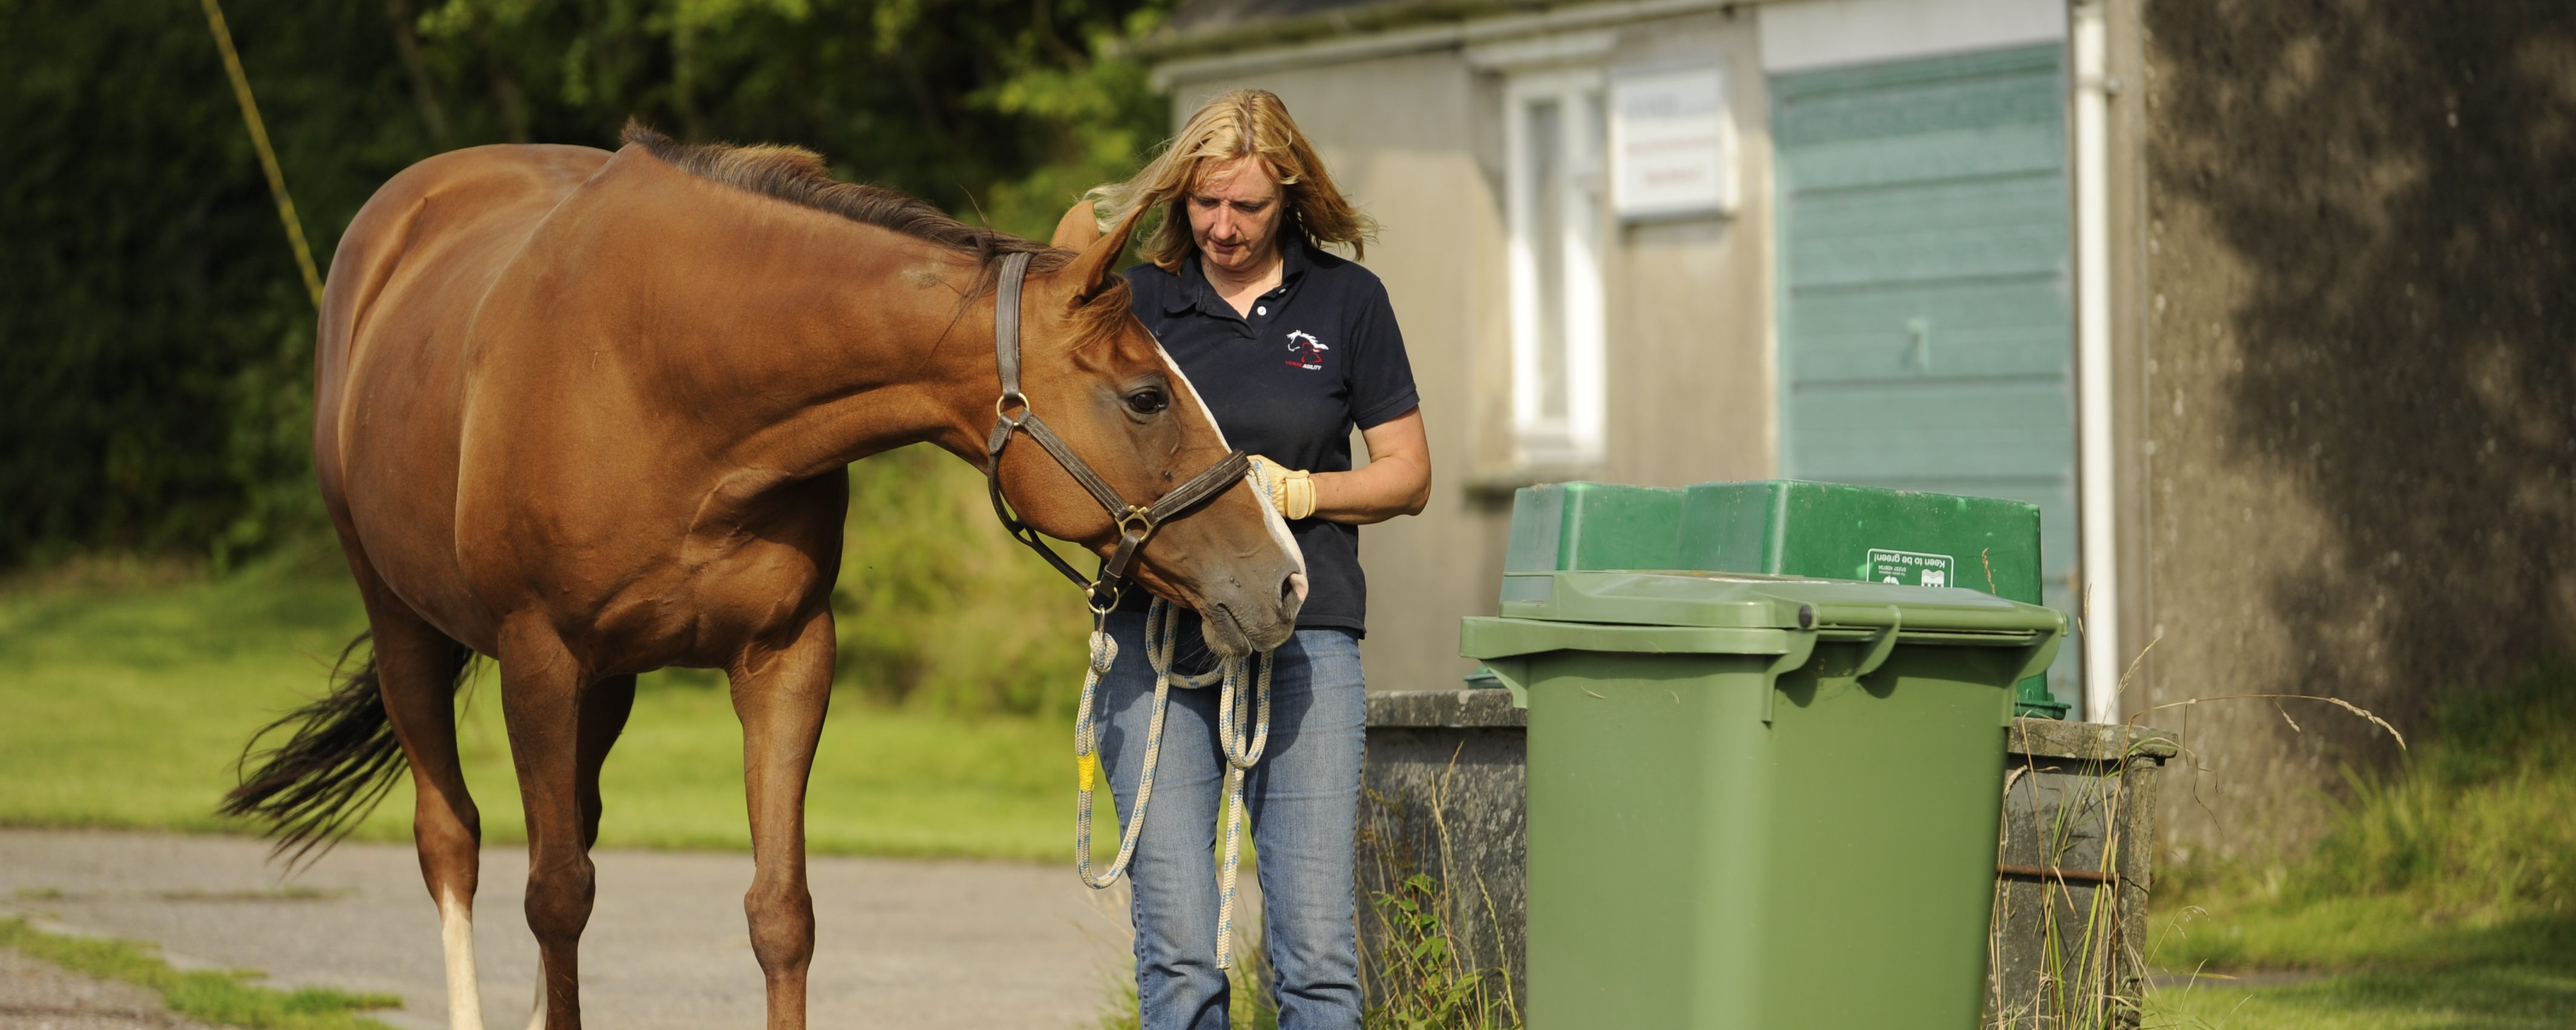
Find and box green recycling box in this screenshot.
[1464,570,2065,1029]
[1502,479,2068,718]
[1503,481,1686,573]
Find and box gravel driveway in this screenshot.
[0,828,1137,1029]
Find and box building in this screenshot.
[1135,0,2576,854]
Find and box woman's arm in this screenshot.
[1310,408,1430,524]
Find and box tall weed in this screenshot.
[2155,664,2576,974]
[2292,664,2576,912]
[1092,925,1280,1030]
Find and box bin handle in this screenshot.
[1760,629,1821,725]
[2010,612,2069,683]
[1852,605,1903,680]
[1486,657,1533,709]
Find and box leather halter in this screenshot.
[982,251,1252,612]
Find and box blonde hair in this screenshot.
[1087,89,1378,272]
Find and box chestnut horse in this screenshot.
[222,125,1304,1030]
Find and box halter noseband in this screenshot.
[982,251,1252,612]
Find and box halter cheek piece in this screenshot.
[982,251,1252,612]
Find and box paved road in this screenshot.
[0,829,1137,1029]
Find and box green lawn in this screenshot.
[2144,902,2576,1028]
[2140,667,2576,1028]
[0,552,1080,861]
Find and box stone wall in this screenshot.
[1356,690,1527,1020]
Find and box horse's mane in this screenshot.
[620,122,1075,282]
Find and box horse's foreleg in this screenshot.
[729,606,835,1030]
[352,563,486,1030]
[497,623,595,1030]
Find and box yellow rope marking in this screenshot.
[199,0,325,310]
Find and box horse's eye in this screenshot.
[1126,389,1168,415]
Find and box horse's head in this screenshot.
[984,203,1306,656]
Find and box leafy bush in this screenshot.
[830,444,1094,715]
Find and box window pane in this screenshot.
[1528,97,1568,425]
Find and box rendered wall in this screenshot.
[2130,0,2576,856]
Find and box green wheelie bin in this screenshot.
[1463,570,2065,1029]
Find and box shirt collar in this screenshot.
[1170,235,1309,317]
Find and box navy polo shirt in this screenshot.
[1123,237,1421,635]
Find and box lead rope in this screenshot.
[1206,610,1273,972]
[1072,602,1275,971]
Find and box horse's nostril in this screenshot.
[1283,571,1309,607]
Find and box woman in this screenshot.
[1085,88,1431,1028]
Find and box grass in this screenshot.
[0,916,400,1029]
[1088,867,1522,1030]
[2140,666,2576,1028]
[0,533,1086,862]
[2147,907,2576,1028]
[1090,939,1281,1030]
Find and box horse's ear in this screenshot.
[1050,201,1101,251]
[1066,205,1143,304]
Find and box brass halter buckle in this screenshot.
[1116,507,1157,545]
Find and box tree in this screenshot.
[0,0,1177,567]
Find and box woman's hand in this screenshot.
[1246,454,1317,519]
[1311,408,1430,525]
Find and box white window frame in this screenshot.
[1503,67,1609,468]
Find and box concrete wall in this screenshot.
[1165,7,1776,694]
[2128,0,2576,857]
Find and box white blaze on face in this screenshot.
[1154,341,1308,600]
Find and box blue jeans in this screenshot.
[1097,608,1365,1030]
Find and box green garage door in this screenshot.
[1773,44,2080,703]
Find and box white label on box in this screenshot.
[1867,548,1955,588]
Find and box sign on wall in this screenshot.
[1609,65,1735,220]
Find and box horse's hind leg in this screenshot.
[494,622,598,1030]
[731,607,835,1030]
[576,674,637,850]
[352,567,485,1030]
[504,672,634,1030]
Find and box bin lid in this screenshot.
[1489,569,2062,637]
[1462,571,2068,704]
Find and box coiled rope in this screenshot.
[1073,599,1273,970]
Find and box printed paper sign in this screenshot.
[1867,548,1955,588]
[1609,65,1734,219]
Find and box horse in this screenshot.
[220,123,1307,1030]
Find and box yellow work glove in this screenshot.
[1246,454,1316,520]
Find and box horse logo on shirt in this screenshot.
[1284,330,1329,370]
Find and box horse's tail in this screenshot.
[219,631,470,865]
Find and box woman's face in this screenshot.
[1186,156,1284,277]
